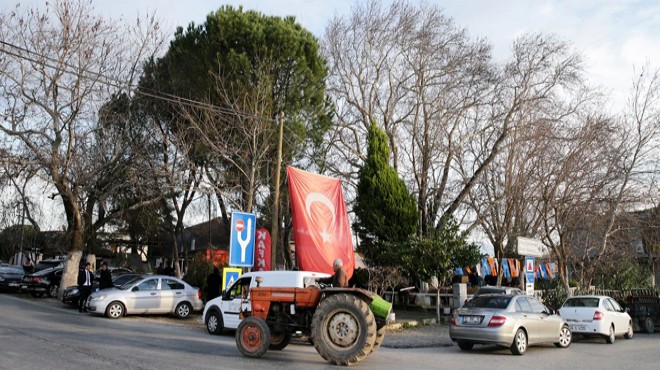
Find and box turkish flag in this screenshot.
[287,166,354,279]
[254,228,271,271]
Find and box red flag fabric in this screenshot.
[254,228,271,271]
[287,166,354,279]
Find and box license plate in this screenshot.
[571,325,586,331]
[461,315,482,325]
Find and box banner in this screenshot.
[287,166,354,279]
[254,228,271,271]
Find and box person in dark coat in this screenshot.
[156,262,164,275]
[206,267,222,301]
[163,261,175,276]
[77,262,94,313]
[98,261,113,290]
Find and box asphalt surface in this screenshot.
[2,292,660,370]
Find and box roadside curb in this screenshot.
[386,317,438,331]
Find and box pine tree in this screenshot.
[354,121,418,266]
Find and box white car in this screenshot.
[203,270,330,335]
[87,275,203,319]
[558,295,633,343]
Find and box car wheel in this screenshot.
[48,284,59,298]
[457,341,474,351]
[643,317,655,334]
[605,325,615,344]
[510,328,527,355]
[105,301,125,319]
[555,325,572,348]
[624,322,634,339]
[205,310,224,335]
[175,302,192,319]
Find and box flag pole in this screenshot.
[271,112,284,271]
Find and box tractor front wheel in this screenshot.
[311,293,377,366]
[236,317,271,358]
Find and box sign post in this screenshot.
[229,212,257,267]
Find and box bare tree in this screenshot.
[0,0,164,293]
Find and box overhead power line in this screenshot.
[0,39,280,124]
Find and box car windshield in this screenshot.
[477,288,505,295]
[563,297,600,308]
[118,276,143,290]
[0,267,24,274]
[466,295,512,309]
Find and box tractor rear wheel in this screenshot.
[311,293,377,366]
[236,317,271,358]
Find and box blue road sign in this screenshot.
[229,212,256,267]
[525,256,535,284]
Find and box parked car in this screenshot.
[558,295,633,343]
[474,286,525,297]
[450,294,571,355]
[22,267,63,297]
[0,266,25,292]
[202,270,330,335]
[62,272,140,306]
[86,275,203,319]
[34,259,65,272]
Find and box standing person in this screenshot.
[156,262,164,275]
[319,258,348,288]
[77,262,94,313]
[22,257,35,274]
[163,260,175,276]
[98,261,113,290]
[206,267,221,301]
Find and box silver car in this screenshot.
[450,294,571,355]
[87,275,203,319]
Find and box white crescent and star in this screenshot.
[304,192,336,243]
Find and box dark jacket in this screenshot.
[98,269,113,289]
[206,271,222,300]
[77,268,94,288]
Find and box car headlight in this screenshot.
[92,294,107,301]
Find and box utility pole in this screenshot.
[271,112,284,271]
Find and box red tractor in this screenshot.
[235,277,392,366]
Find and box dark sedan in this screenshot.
[22,267,63,297]
[0,266,25,292]
[62,273,140,306]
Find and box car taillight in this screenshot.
[593,311,603,320]
[450,313,456,326]
[488,315,506,327]
[198,289,202,300]
[33,277,41,283]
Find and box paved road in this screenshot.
[1,293,659,370]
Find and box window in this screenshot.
[603,299,616,312]
[515,300,524,312]
[161,279,184,291]
[528,297,548,314]
[136,278,158,291]
[563,298,599,308]
[608,299,623,312]
[517,297,533,312]
[465,295,512,309]
[227,277,252,300]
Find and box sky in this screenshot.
[3,0,660,236]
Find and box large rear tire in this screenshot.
[370,327,386,354]
[269,332,292,350]
[236,317,271,358]
[311,293,377,366]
